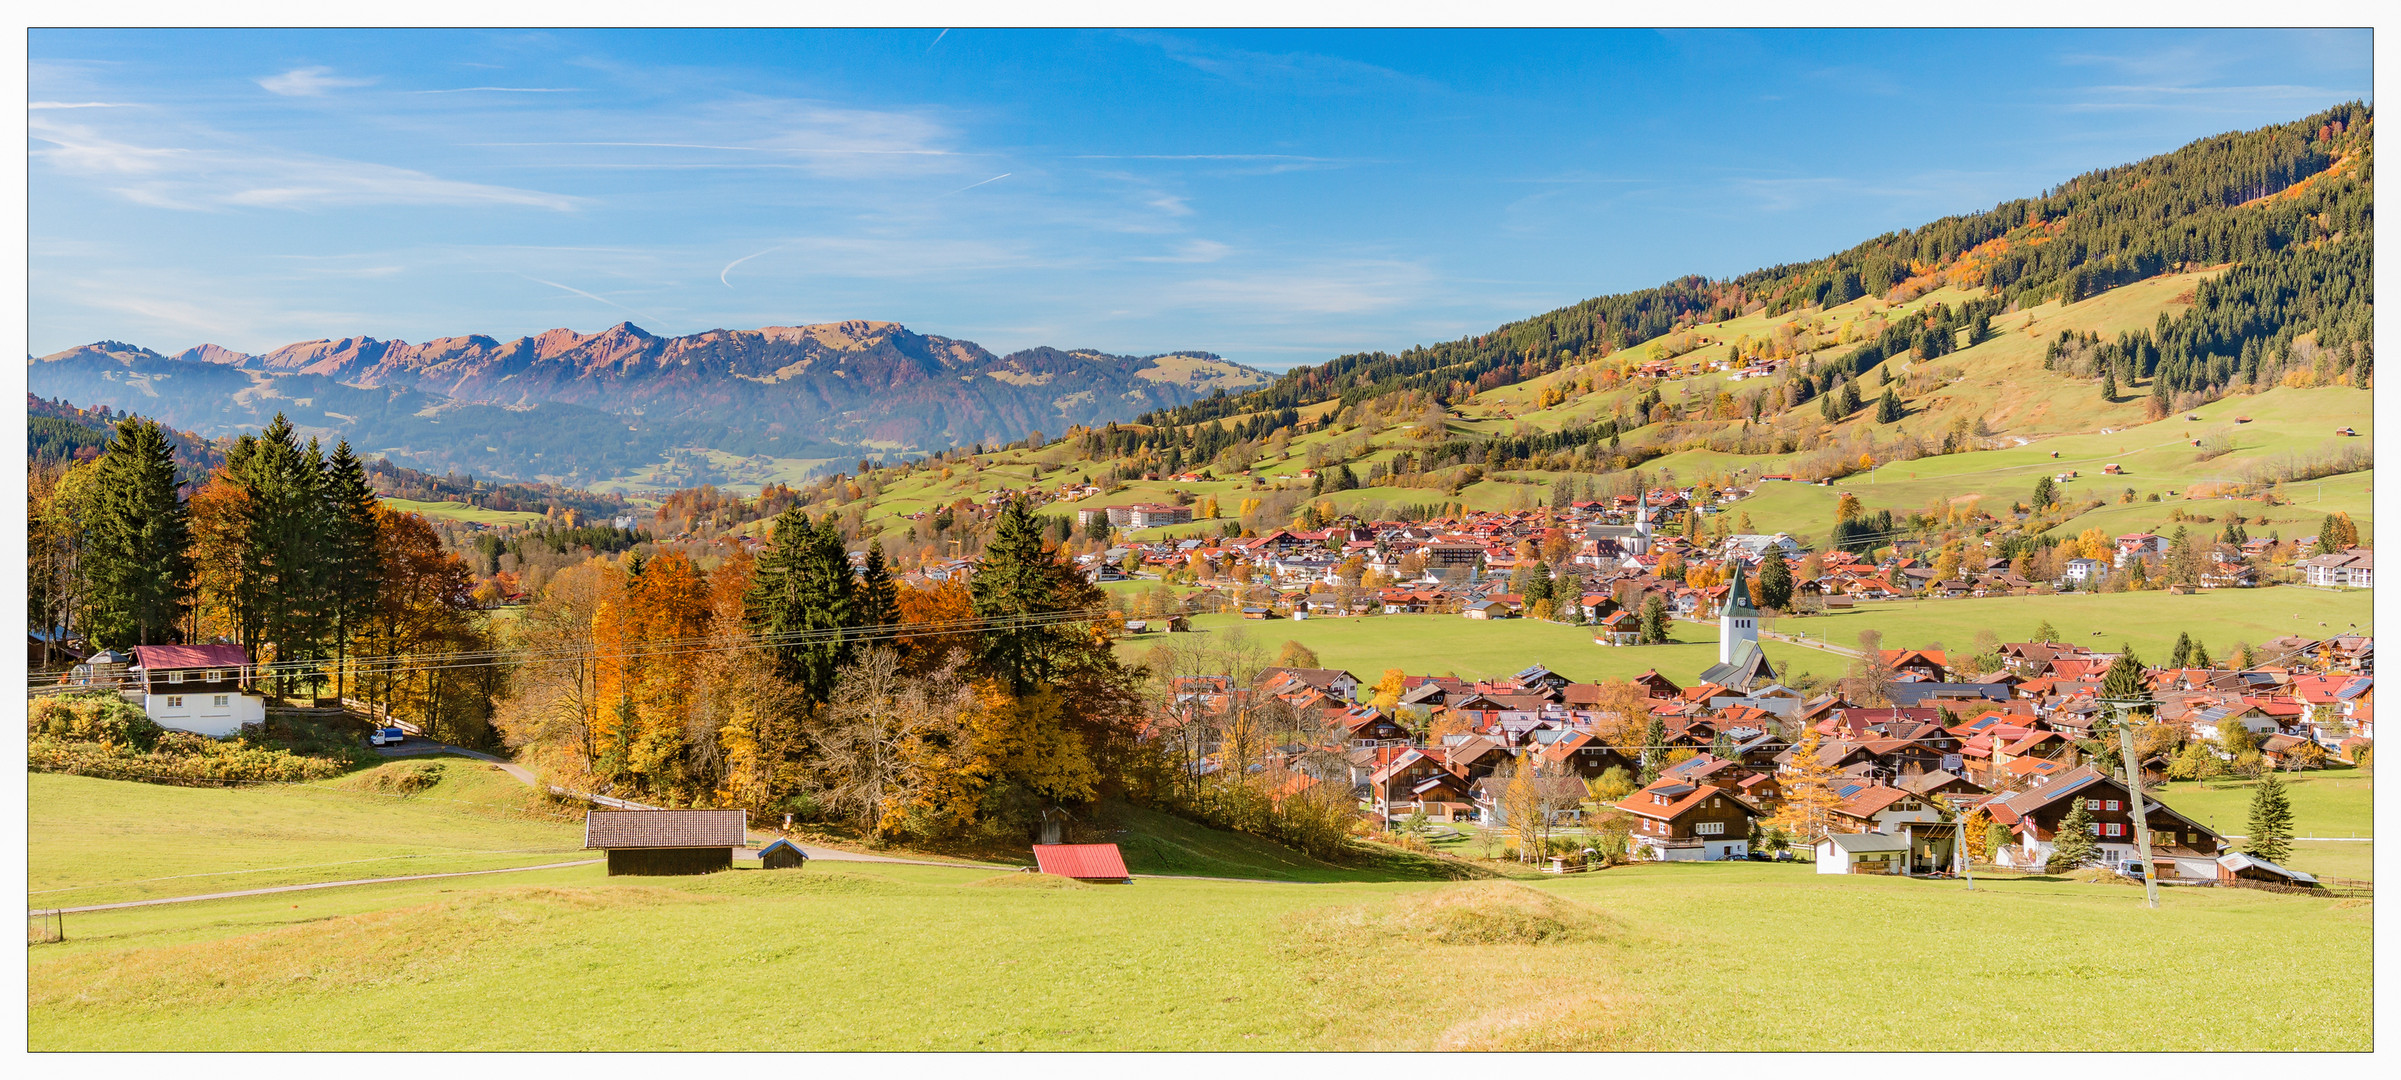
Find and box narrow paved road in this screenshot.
[51,859,604,914]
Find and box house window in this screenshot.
[206,669,224,682]
[168,670,185,684]
[213,695,229,708]
[1695,821,1725,835]
[2087,822,2102,836]
[2084,798,2101,811]
[2104,799,2121,812]
[2104,823,2125,838]
[166,695,184,708]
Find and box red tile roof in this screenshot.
[131,643,250,670]
[1033,843,1132,881]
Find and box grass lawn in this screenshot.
[29,849,2370,1050]
[29,763,585,907]
[377,498,548,527]
[1762,586,2374,662]
[1117,611,1848,687]
[2155,765,2375,841]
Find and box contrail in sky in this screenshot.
[720,245,786,287]
[946,172,1010,196]
[521,275,663,324]
[928,29,948,50]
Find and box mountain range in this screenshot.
[27,321,1269,491]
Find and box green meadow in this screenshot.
[27,773,2373,1051]
[377,498,549,528]
[1117,584,2370,690]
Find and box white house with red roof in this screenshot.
[130,643,264,736]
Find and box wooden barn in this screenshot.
[1032,843,1133,884]
[758,838,810,870]
[584,809,747,876]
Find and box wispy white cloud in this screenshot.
[30,115,581,211]
[1129,239,1232,264]
[1126,32,1440,96]
[411,86,583,94]
[29,100,136,109]
[257,66,378,96]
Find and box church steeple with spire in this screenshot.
[1719,559,1761,665]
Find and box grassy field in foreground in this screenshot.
[29,853,2370,1051]
[29,763,584,906]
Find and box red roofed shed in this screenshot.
[1032,843,1133,883]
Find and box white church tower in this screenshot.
[1628,502,1653,556]
[1719,560,1761,665]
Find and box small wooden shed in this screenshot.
[1032,843,1133,884]
[584,809,747,876]
[758,838,809,870]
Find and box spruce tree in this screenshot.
[1756,550,1793,610]
[1875,387,1904,423]
[2049,798,2098,870]
[323,440,383,701]
[745,508,858,705]
[857,541,901,629]
[972,496,1102,694]
[1638,595,1670,645]
[2169,631,2194,669]
[2100,367,2118,401]
[2100,645,2148,705]
[1638,713,1668,783]
[85,418,193,647]
[2246,771,2294,864]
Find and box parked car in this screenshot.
[370,727,406,747]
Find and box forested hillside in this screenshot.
[718,104,2370,571]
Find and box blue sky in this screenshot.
[28,28,2372,368]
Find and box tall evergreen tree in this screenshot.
[323,440,383,701]
[745,508,858,705]
[972,497,1105,694]
[2169,631,2195,669]
[857,541,901,629]
[1755,550,1793,610]
[233,415,338,693]
[1874,386,1904,423]
[2100,645,2149,704]
[1637,712,1668,784]
[2245,770,2294,864]
[85,418,193,647]
[1637,595,1671,645]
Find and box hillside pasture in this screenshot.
[377,498,547,527]
[1762,585,2373,664]
[29,765,583,907]
[1117,611,1849,687]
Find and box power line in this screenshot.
[28,605,1122,693]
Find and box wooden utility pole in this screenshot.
[2114,700,2160,909]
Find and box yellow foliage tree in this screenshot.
[1370,668,1407,710]
[1770,727,1845,845]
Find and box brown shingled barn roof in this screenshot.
[584,810,748,849]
